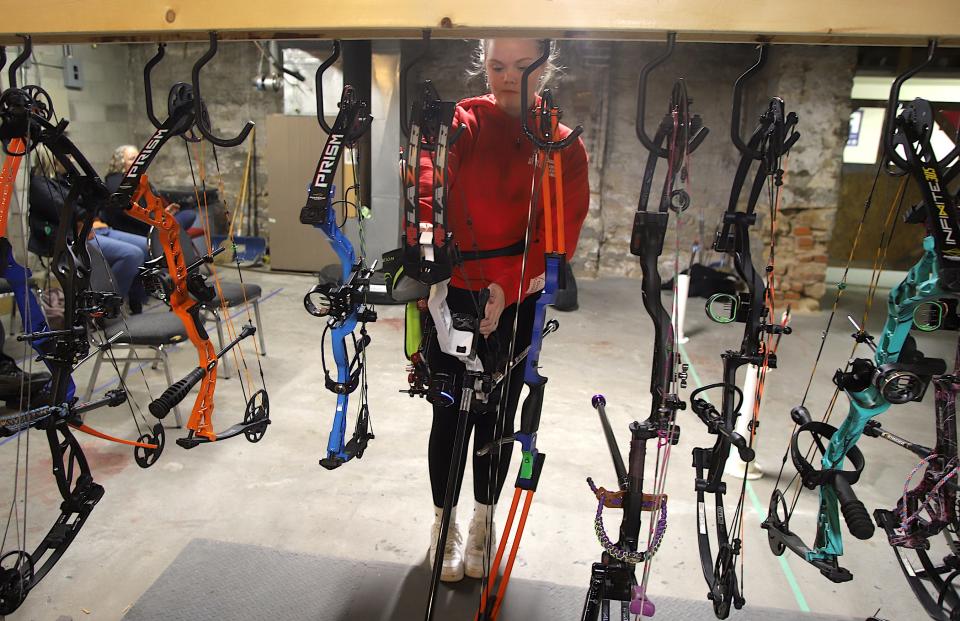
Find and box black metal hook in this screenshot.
[635,32,707,158]
[731,44,769,158]
[883,39,937,171]
[8,35,32,90]
[399,31,431,139]
[143,43,167,129]
[519,40,582,150]
[636,32,677,155]
[191,31,254,147]
[315,40,341,134]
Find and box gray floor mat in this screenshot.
[123,538,854,620]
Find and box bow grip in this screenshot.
[520,383,545,439]
[149,366,206,419]
[833,475,875,540]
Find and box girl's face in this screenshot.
[484,39,545,117]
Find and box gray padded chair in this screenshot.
[148,229,267,378]
[83,243,187,427]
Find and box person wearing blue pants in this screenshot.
[89,226,147,307]
[29,150,150,312]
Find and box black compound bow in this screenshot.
[693,43,797,619]
[0,39,164,614]
[582,32,705,620]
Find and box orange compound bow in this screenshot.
[125,175,221,440]
[106,36,269,449]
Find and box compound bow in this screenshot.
[476,40,583,621]
[0,39,164,615]
[691,44,796,619]
[865,41,960,621]
[107,35,269,449]
[762,40,960,601]
[300,41,377,470]
[581,32,705,620]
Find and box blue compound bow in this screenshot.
[762,39,960,588]
[301,41,377,470]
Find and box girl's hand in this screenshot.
[480,283,505,337]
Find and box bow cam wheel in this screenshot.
[21,86,53,121]
[134,423,165,468]
[766,490,789,556]
[243,389,270,443]
[0,551,34,615]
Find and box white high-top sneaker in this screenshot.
[465,503,497,579]
[429,506,464,582]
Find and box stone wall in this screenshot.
[127,41,283,236]
[771,47,857,309]
[30,44,133,175]
[403,40,856,310]
[19,40,854,309]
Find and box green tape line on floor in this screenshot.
[679,341,811,614]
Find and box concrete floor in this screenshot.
[0,271,948,620]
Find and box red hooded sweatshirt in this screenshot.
[417,94,589,307]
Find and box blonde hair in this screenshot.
[468,39,562,92]
[32,147,65,179]
[108,144,137,175]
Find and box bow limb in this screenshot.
[0,137,22,238]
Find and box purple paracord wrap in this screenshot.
[588,479,667,564]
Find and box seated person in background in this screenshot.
[0,314,51,403]
[29,149,149,313]
[103,145,199,235]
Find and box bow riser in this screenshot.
[325,317,359,461]
[516,253,563,467]
[126,177,220,439]
[632,210,675,413]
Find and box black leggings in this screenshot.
[427,287,538,508]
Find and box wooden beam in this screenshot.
[2,0,959,46]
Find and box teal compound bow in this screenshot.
[865,41,960,621]
[762,40,960,594]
